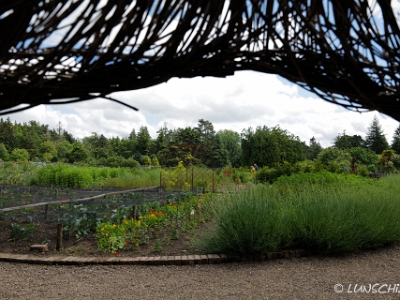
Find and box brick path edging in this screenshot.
[0,250,310,266]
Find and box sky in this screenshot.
[2,1,400,148]
[3,70,399,148]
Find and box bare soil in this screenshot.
[0,219,207,258]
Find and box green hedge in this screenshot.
[33,164,159,188]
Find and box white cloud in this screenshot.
[3,71,399,148]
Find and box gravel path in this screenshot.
[1,244,400,300]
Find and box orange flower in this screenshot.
[156,211,162,216]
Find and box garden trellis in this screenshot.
[1,1,400,120]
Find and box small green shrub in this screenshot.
[255,167,279,183]
[10,223,35,242]
[357,165,369,177]
[153,239,162,252]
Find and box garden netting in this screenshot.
[0,185,188,226]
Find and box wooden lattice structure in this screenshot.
[1,1,400,120]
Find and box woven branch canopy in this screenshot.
[1,1,400,120]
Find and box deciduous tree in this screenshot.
[334,131,364,149]
[10,148,30,162]
[241,126,305,167]
[216,130,242,167]
[68,142,89,163]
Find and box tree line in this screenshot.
[0,116,399,171]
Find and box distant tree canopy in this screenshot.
[317,148,352,166]
[345,147,378,166]
[334,131,364,149]
[0,115,396,170]
[241,126,306,167]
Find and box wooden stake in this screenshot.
[132,205,137,220]
[56,224,63,251]
[44,204,48,220]
[212,170,215,193]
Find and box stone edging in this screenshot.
[0,250,310,266]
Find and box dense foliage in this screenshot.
[0,116,397,176]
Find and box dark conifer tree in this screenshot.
[391,124,400,154]
[364,116,389,154]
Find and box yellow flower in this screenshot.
[137,220,141,227]
[125,221,129,225]
[101,227,104,231]
[112,224,117,228]
[105,233,108,237]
